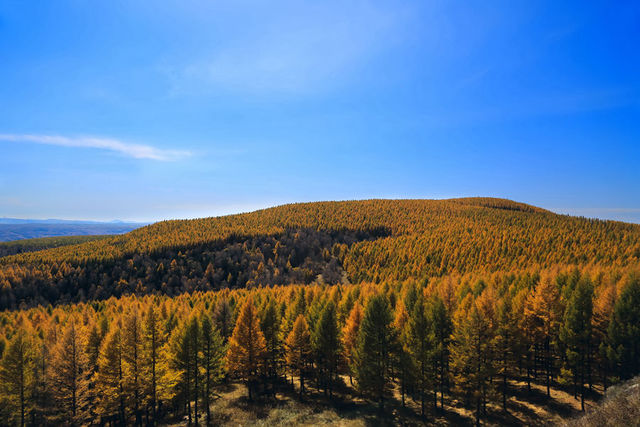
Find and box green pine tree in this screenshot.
[560,278,593,411]
[199,314,224,426]
[312,301,340,398]
[407,295,433,416]
[607,274,640,380]
[354,294,398,411]
[0,330,34,427]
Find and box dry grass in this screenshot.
[162,375,602,426]
[562,377,640,427]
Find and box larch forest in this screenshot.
[1,198,639,426]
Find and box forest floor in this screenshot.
[163,376,600,426]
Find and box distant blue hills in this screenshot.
[0,218,147,242]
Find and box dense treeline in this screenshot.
[1,198,639,309]
[0,235,111,258]
[0,228,382,309]
[1,266,639,425]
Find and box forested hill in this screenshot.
[0,197,638,309]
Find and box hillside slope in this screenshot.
[0,198,638,309]
[0,235,112,258]
[564,376,640,426]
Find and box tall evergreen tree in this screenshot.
[84,322,102,422]
[189,316,200,425]
[0,330,34,427]
[354,294,398,411]
[123,308,143,425]
[285,315,312,399]
[524,279,561,397]
[394,300,413,408]
[142,305,166,424]
[168,315,201,424]
[451,298,494,426]
[560,278,593,411]
[96,324,126,424]
[429,296,452,410]
[226,299,266,400]
[259,299,282,390]
[213,299,234,343]
[50,321,90,424]
[199,314,224,426]
[406,295,433,416]
[342,303,363,385]
[312,301,340,398]
[607,274,640,381]
[593,283,616,390]
[30,337,50,426]
[495,294,516,411]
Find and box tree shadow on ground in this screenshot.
[509,381,580,418]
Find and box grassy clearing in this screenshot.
[163,374,599,426]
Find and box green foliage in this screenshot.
[312,301,340,397]
[0,331,34,426]
[354,294,398,410]
[200,314,225,425]
[607,274,640,380]
[560,278,593,411]
[406,295,432,415]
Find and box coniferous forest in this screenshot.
[1,198,639,425]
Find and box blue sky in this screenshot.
[1,0,639,223]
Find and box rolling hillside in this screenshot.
[0,197,638,309]
[1,198,640,426]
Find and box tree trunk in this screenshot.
[546,336,551,398]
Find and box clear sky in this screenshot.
[1,1,639,223]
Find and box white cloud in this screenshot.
[0,134,190,161]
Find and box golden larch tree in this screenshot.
[226,298,266,400]
[285,315,312,399]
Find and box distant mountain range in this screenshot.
[0,218,146,242]
[0,217,138,225]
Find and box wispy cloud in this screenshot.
[164,1,410,96]
[0,134,190,161]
